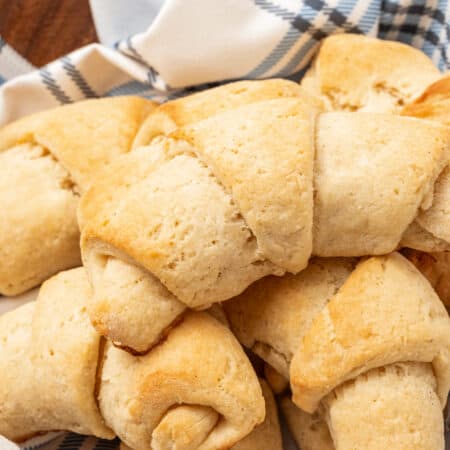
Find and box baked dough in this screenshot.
[290,254,450,412]
[0,97,156,295]
[303,41,450,294]
[231,380,282,450]
[403,248,450,307]
[0,269,112,441]
[281,397,334,450]
[402,74,450,125]
[282,364,444,450]
[80,96,449,352]
[225,253,450,449]
[401,76,450,307]
[224,258,357,378]
[119,380,281,450]
[132,78,322,148]
[0,268,264,449]
[301,33,441,112]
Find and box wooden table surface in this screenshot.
[0,0,98,67]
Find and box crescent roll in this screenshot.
[301,33,441,112]
[0,268,264,450]
[119,379,282,450]
[132,78,322,148]
[79,95,449,352]
[225,253,450,449]
[401,75,450,307]
[0,97,156,295]
[303,39,450,308]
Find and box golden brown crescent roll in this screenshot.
[78,80,321,353]
[0,269,113,441]
[401,119,450,252]
[225,253,450,449]
[100,313,264,450]
[224,258,357,379]
[79,95,449,352]
[282,363,445,450]
[119,379,282,450]
[132,78,322,148]
[79,95,320,352]
[401,76,450,307]
[303,41,449,257]
[0,96,156,296]
[322,362,445,449]
[291,254,450,411]
[0,268,264,449]
[301,33,441,112]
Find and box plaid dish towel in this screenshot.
[0,0,449,125]
[0,0,449,449]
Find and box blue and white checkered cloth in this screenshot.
[0,0,449,126]
[0,0,449,449]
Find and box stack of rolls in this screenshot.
[0,33,449,450]
[0,268,277,449]
[300,33,450,309]
[225,253,450,449]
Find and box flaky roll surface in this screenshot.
[0,97,156,295]
[224,258,356,378]
[133,78,321,148]
[301,33,441,112]
[404,249,450,306]
[80,92,322,352]
[231,380,282,450]
[304,39,450,309]
[0,268,264,450]
[323,362,444,449]
[290,253,450,412]
[80,89,449,352]
[282,363,445,450]
[314,113,448,254]
[0,268,112,441]
[302,36,449,253]
[99,311,265,450]
[119,380,281,450]
[0,143,80,295]
[0,97,156,189]
[401,75,450,306]
[226,253,450,449]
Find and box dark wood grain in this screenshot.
[0,0,98,67]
